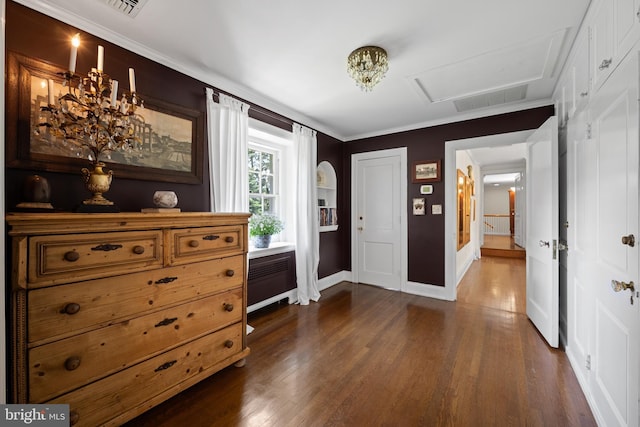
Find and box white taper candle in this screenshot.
[129,68,136,93]
[97,45,104,72]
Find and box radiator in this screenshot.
[483,215,510,235]
[247,251,296,306]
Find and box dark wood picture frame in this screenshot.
[6,51,204,184]
[412,159,441,183]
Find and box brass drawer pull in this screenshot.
[223,303,234,312]
[91,243,123,252]
[224,340,234,348]
[64,251,80,262]
[203,235,220,241]
[61,303,81,315]
[226,270,235,277]
[188,240,199,248]
[64,356,81,371]
[155,317,178,327]
[155,276,178,285]
[132,245,145,254]
[154,360,177,372]
[225,236,234,243]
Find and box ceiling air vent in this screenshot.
[453,85,528,112]
[100,0,149,17]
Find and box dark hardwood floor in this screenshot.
[126,261,595,427]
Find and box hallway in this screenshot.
[457,256,526,314]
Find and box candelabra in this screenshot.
[38,35,143,208]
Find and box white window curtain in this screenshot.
[206,88,250,212]
[293,123,320,304]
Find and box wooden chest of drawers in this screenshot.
[6,212,251,426]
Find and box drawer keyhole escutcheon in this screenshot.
[203,235,220,241]
[65,356,81,371]
[224,340,234,348]
[62,303,80,315]
[224,303,234,312]
[64,251,80,262]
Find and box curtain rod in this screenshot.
[206,87,294,128]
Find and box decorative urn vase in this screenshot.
[81,162,114,205]
[253,235,272,249]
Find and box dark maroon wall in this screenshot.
[5,1,346,279]
[317,133,348,278]
[345,106,554,286]
[5,1,209,212]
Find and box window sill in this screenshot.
[248,242,295,259]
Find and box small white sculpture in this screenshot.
[153,191,178,208]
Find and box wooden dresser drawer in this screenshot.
[169,225,244,265]
[28,230,163,287]
[29,289,243,403]
[50,322,246,427]
[28,256,245,344]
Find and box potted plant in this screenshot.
[249,213,284,248]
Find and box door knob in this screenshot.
[611,280,635,293]
[539,240,550,248]
[621,234,635,247]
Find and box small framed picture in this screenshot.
[413,198,426,215]
[420,184,433,195]
[413,160,441,183]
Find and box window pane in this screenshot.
[249,197,262,215]
[261,175,273,194]
[263,197,274,214]
[261,152,273,173]
[248,149,260,171]
[249,172,260,193]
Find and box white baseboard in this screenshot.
[247,289,298,314]
[565,346,604,427]
[404,281,454,301]
[318,270,352,291]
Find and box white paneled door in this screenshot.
[589,50,639,427]
[352,149,404,290]
[526,116,560,348]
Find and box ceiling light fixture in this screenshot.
[347,46,388,91]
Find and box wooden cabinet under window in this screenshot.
[6,212,250,426]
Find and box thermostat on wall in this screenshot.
[420,185,433,195]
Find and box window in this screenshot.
[247,119,295,245]
[248,146,278,215]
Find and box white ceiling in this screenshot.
[15,0,591,141]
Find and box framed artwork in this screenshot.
[6,51,203,184]
[413,197,425,215]
[412,159,441,183]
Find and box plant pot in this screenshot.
[253,235,271,248]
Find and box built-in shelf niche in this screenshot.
[317,161,338,232]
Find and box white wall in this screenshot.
[483,185,510,214]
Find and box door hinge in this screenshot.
[586,123,592,139]
[586,354,591,370]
